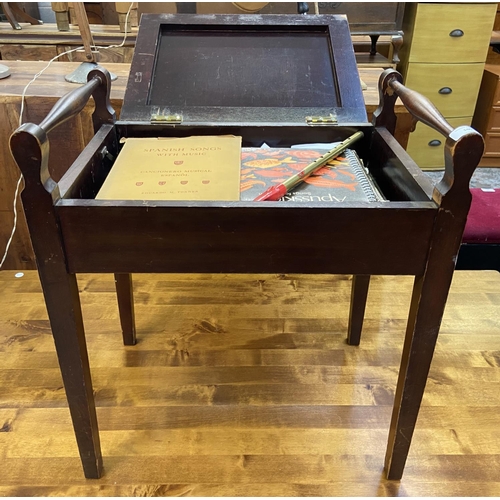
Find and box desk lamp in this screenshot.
[0,63,10,79]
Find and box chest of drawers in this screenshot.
[472,64,500,167]
[398,2,496,169]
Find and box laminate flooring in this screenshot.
[0,270,499,496]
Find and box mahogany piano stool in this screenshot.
[10,14,484,480]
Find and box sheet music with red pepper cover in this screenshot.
[240,147,385,202]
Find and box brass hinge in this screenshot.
[305,114,338,126]
[150,113,183,124]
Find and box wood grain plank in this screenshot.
[2,347,499,369]
[1,454,500,485]
[4,427,500,459]
[1,270,500,494]
[0,481,499,497]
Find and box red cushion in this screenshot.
[462,189,500,244]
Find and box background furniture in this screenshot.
[0,21,136,62]
[486,3,500,64]
[0,61,413,271]
[0,2,42,30]
[50,1,138,28]
[456,189,500,272]
[9,13,484,481]
[397,2,496,170]
[315,2,404,68]
[2,3,402,68]
[472,64,500,167]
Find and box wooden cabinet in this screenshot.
[472,64,500,167]
[398,2,496,169]
[316,2,405,68]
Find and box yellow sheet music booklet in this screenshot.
[96,135,242,201]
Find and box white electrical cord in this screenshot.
[0,2,135,270]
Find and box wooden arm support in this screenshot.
[374,68,484,208]
[373,69,455,138]
[39,75,101,134]
[9,67,115,201]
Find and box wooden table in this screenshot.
[0,22,136,62]
[0,61,413,270]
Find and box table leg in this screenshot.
[369,34,380,56]
[391,34,403,65]
[51,2,69,31]
[1,2,21,29]
[10,3,43,25]
[347,274,370,346]
[114,273,136,345]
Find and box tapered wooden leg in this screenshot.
[14,203,102,478]
[33,267,102,478]
[385,253,460,479]
[114,273,136,345]
[347,274,370,346]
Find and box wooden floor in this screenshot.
[0,270,499,496]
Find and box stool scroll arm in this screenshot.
[375,69,483,209]
[373,69,455,138]
[349,68,460,349]
[37,67,115,138]
[13,68,115,201]
[373,70,485,479]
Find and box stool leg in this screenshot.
[114,273,136,345]
[347,274,370,346]
[39,271,103,478]
[385,268,454,479]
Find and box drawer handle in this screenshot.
[449,29,464,37]
[428,140,442,147]
[438,87,453,95]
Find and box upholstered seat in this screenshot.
[457,188,500,271]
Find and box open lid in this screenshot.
[121,14,368,126]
